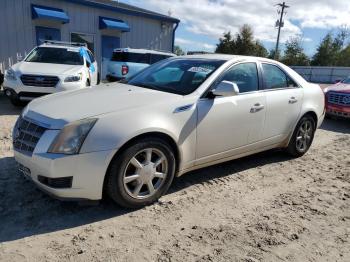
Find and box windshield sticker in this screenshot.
[188,67,213,74]
[67,48,79,52]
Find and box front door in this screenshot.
[101,35,120,80]
[196,62,266,165]
[36,27,61,45]
[260,63,303,140]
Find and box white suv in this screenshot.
[4,41,99,106]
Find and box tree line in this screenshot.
[215,24,350,67]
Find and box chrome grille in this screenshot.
[328,92,350,106]
[20,74,59,87]
[13,117,47,156]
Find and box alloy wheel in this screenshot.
[123,148,168,199]
[295,120,313,153]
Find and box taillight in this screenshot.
[121,65,129,76]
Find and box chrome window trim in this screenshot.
[201,60,261,98]
[259,61,302,90]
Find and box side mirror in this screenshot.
[212,81,239,97]
[86,61,91,68]
[334,79,342,84]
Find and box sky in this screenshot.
[120,0,350,56]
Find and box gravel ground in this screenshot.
[0,91,349,262]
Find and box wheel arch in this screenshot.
[102,131,181,195]
[302,110,318,127]
[284,110,319,148]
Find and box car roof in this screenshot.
[39,43,88,51]
[113,48,175,56]
[179,54,278,63]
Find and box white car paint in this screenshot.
[4,43,98,102]
[13,55,325,201]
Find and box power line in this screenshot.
[274,2,290,59]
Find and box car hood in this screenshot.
[12,61,82,76]
[24,83,182,129]
[326,83,350,93]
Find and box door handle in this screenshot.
[250,103,265,113]
[289,97,298,104]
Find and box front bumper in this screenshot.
[4,78,85,101]
[14,145,116,201]
[326,104,350,118]
[106,74,123,82]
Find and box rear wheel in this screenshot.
[106,137,176,208]
[286,115,316,157]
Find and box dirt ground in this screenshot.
[0,91,349,262]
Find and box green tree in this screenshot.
[215,24,268,57]
[312,33,337,66]
[174,45,185,56]
[216,31,235,54]
[312,29,348,66]
[281,36,310,66]
[336,45,350,66]
[268,48,281,60]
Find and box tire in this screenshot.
[10,97,26,107]
[286,115,316,157]
[106,137,176,208]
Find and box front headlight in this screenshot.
[5,68,17,81]
[48,118,97,155]
[64,73,82,82]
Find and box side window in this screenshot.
[150,54,169,64]
[219,63,259,93]
[262,64,297,89]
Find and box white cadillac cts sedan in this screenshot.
[13,55,325,208]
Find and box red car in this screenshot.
[324,77,350,119]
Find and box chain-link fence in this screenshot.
[291,66,350,84]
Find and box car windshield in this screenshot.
[25,47,84,65]
[342,77,350,84]
[126,59,225,95]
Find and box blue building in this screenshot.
[0,0,179,79]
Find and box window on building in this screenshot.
[71,33,95,54]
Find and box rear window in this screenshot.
[111,52,149,64]
[111,52,173,64]
[150,54,172,64]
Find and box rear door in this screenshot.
[260,63,303,141]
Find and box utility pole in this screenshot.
[274,2,289,59]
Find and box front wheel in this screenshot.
[106,138,176,208]
[286,115,316,157]
[10,97,26,107]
